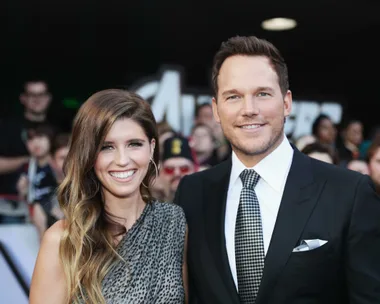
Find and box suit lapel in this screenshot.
[256,150,326,304]
[204,159,240,304]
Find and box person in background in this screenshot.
[294,134,316,151]
[32,133,70,238]
[337,119,363,166]
[359,126,380,159]
[15,124,57,235]
[156,120,176,160]
[301,142,337,164]
[190,123,219,168]
[50,133,71,184]
[161,135,196,202]
[0,80,54,196]
[16,124,57,208]
[30,89,187,304]
[194,102,231,161]
[367,139,380,195]
[311,114,337,147]
[347,159,369,175]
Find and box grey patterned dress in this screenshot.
[100,201,186,303]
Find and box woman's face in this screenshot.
[345,122,363,146]
[94,118,155,202]
[317,118,337,145]
[191,125,214,153]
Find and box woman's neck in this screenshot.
[104,193,146,231]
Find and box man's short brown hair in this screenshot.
[211,35,289,97]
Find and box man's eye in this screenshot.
[227,95,239,100]
[257,92,270,97]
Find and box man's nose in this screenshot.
[241,96,260,116]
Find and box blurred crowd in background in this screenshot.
[1,79,380,239]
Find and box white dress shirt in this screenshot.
[224,135,294,288]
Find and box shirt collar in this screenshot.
[229,135,294,193]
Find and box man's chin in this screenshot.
[233,143,271,156]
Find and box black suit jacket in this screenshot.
[174,149,380,304]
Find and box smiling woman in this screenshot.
[95,118,155,202]
[29,89,188,304]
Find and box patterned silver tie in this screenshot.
[235,169,265,304]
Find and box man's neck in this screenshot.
[235,134,285,168]
[24,111,46,122]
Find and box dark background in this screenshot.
[1,0,379,135]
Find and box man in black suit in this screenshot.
[174,36,380,304]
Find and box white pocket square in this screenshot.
[292,239,328,252]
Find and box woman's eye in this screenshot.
[101,145,113,151]
[129,142,143,147]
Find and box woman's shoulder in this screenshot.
[42,219,66,245]
[151,201,185,219]
[150,201,186,243]
[151,201,186,230]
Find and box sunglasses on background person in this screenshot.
[163,165,192,175]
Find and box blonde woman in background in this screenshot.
[29,89,188,304]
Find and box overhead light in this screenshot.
[261,17,297,31]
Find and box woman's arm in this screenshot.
[29,220,67,304]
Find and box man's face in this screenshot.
[21,82,51,115]
[161,157,195,193]
[212,55,292,166]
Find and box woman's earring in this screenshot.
[150,157,159,181]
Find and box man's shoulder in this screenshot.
[175,160,231,211]
[309,156,364,185]
[183,159,231,185]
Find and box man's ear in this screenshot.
[283,90,293,118]
[212,97,220,124]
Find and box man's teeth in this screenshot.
[242,125,261,129]
[110,170,135,179]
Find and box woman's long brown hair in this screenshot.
[57,89,159,303]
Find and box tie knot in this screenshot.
[240,169,260,189]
